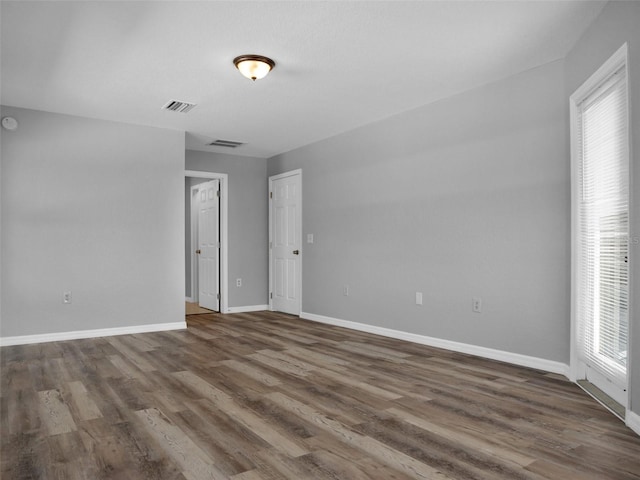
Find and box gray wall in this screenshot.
[0,106,185,337]
[564,0,640,416]
[186,150,268,308]
[269,60,569,363]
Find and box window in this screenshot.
[571,44,629,407]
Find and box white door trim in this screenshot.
[269,169,302,315]
[185,170,229,313]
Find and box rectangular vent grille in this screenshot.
[208,139,244,148]
[162,99,197,113]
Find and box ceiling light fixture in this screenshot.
[233,54,275,81]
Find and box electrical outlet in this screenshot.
[307,234,314,244]
[63,291,72,304]
[343,285,349,296]
[236,278,242,287]
[472,297,482,313]
[415,292,423,305]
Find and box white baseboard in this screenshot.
[185,296,195,303]
[301,312,569,377]
[0,321,187,347]
[627,410,640,436]
[226,305,269,314]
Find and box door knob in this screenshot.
[196,249,202,254]
[293,250,300,255]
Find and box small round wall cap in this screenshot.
[2,116,18,131]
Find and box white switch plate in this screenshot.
[415,292,423,305]
[343,285,349,296]
[307,234,314,244]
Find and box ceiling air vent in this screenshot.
[208,139,244,148]
[161,99,197,113]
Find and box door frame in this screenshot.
[268,169,302,314]
[185,170,229,313]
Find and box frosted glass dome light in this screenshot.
[233,55,275,81]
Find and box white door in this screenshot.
[270,171,301,315]
[198,179,220,311]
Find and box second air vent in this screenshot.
[208,139,244,148]
[161,99,197,113]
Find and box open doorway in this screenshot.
[185,170,229,314]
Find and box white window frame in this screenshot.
[569,43,631,409]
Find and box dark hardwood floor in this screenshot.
[2,311,639,479]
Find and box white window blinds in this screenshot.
[576,63,629,389]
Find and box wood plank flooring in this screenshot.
[2,311,639,479]
[186,303,215,316]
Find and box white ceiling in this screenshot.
[1,0,606,158]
